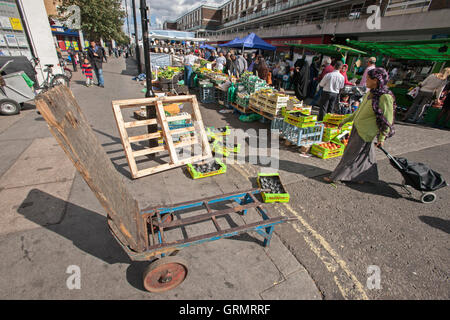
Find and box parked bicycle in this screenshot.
[59,58,73,80]
[31,57,70,93]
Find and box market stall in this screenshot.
[346,38,450,124]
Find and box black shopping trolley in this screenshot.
[378,146,448,204]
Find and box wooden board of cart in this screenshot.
[34,86,147,253]
[112,95,212,179]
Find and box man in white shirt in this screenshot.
[214,51,226,72]
[317,61,345,121]
[183,50,198,88]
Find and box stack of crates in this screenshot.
[284,110,318,128]
[282,122,324,147]
[199,81,215,103]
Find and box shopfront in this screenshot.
[0,0,33,58]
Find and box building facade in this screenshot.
[164,0,450,47]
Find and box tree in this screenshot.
[58,0,127,42]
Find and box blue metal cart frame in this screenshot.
[108,188,290,292]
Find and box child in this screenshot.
[81,58,93,87]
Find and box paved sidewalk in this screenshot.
[0,57,321,299]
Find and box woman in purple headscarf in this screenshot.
[324,67,396,184]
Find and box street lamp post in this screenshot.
[140,0,157,150]
[131,0,142,74]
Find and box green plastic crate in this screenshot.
[257,173,290,203]
[311,142,345,159]
[186,158,227,179]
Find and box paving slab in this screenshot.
[260,269,322,300]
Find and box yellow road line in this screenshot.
[232,163,369,300]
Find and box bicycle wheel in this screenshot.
[64,68,72,80]
[50,74,70,88]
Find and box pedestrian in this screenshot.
[208,50,217,62]
[312,57,335,105]
[401,67,449,123]
[101,45,108,63]
[230,53,248,78]
[308,56,320,98]
[292,57,310,101]
[340,64,354,86]
[214,51,226,72]
[317,61,345,121]
[324,67,395,184]
[81,58,94,87]
[433,82,450,128]
[204,49,211,61]
[256,56,270,83]
[87,40,105,88]
[68,47,77,71]
[359,57,377,88]
[224,52,232,75]
[183,50,197,88]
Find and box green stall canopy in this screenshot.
[346,38,450,62]
[286,43,367,57]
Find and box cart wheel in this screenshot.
[143,256,188,293]
[0,99,20,115]
[421,192,436,204]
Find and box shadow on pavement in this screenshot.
[419,216,450,234]
[16,188,157,293]
[121,58,139,77]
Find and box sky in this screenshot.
[121,0,226,38]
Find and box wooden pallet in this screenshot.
[231,102,251,114]
[112,95,212,179]
[248,105,275,121]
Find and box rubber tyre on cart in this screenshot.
[50,74,70,88]
[420,192,436,204]
[0,99,20,115]
[143,256,188,292]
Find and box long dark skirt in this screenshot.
[329,128,379,182]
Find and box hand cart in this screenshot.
[35,86,290,293]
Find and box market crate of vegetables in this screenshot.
[186,158,227,179]
[257,173,290,203]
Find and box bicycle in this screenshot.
[59,58,73,80]
[31,57,70,93]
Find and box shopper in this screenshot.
[101,45,108,63]
[208,50,217,62]
[359,57,377,88]
[401,67,450,123]
[68,47,77,72]
[214,51,226,72]
[87,41,105,88]
[312,57,334,105]
[224,52,232,75]
[341,64,354,86]
[433,82,450,129]
[317,61,345,121]
[230,54,248,78]
[256,57,270,83]
[292,58,310,101]
[308,56,320,98]
[324,67,395,184]
[81,58,94,87]
[183,50,197,88]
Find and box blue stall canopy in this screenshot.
[239,33,276,51]
[219,37,241,47]
[200,44,216,50]
[219,33,276,51]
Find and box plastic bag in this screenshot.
[407,86,420,99]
